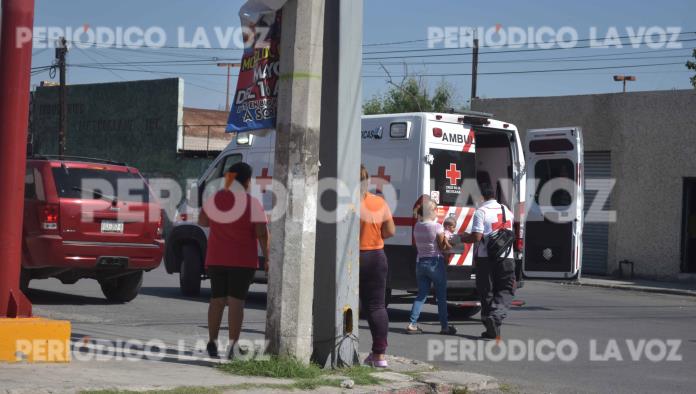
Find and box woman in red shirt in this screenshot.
[198,162,269,359]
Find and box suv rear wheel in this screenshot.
[180,244,202,296]
[99,271,143,303]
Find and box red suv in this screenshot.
[22,156,164,302]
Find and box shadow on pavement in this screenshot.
[138,287,268,311]
[25,288,108,306]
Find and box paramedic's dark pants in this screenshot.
[359,249,389,354]
[475,257,515,326]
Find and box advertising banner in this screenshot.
[226,0,285,133]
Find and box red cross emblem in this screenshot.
[371,166,391,194]
[255,168,273,193]
[492,213,513,231]
[445,163,461,186]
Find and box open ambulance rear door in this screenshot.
[523,127,584,279]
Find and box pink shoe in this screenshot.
[364,353,388,368]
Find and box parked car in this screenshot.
[22,156,165,302]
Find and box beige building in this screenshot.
[473,89,696,280]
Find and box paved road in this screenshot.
[25,266,696,394]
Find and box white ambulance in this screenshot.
[165,112,584,314]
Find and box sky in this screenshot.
[29,0,696,111]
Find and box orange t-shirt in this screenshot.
[360,193,393,251]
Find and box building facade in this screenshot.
[473,89,696,280]
[30,78,232,216]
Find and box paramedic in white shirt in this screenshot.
[460,184,515,340]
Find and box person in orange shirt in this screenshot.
[359,164,396,368]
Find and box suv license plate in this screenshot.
[101,221,124,233]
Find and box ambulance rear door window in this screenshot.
[429,148,475,207]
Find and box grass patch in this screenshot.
[80,387,223,394]
[341,365,382,386]
[218,356,384,390]
[217,356,323,380]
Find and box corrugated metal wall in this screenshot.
[582,151,612,275]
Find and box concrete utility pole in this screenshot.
[312,0,363,368]
[217,62,240,111]
[266,0,325,363]
[56,36,68,158]
[471,36,479,101]
[0,0,35,318]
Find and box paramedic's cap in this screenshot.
[480,183,495,200]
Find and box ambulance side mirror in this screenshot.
[188,181,202,208]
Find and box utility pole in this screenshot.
[56,36,68,158]
[217,62,240,111]
[266,0,325,364]
[470,34,479,102]
[0,0,35,318]
[312,0,362,368]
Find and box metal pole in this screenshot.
[266,0,325,364]
[217,63,240,111]
[312,0,362,368]
[57,36,67,157]
[0,0,35,318]
[226,66,231,111]
[471,37,479,101]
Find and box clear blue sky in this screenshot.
[30,0,695,110]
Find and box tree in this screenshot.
[363,75,460,115]
[688,49,696,88]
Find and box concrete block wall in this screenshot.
[31,78,215,210]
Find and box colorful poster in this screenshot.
[226,1,284,133]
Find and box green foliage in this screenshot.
[218,356,383,390]
[688,49,696,88]
[363,77,459,114]
[218,356,323,379]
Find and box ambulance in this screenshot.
[165,111,584,314]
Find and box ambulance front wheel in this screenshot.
[180,244,202,297]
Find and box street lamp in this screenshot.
[613,75,636,93]
[217,62,241,111]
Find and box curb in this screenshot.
[563,280,696,298]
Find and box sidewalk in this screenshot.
[565,275,696,297]
[0,348,498,394]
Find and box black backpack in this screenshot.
[486,205,514,263]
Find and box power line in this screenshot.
[74,46,126,81]
[364,53,693,67]
[64,46,696,68]
[66,60,682,79]
[363,38,696,61]
[361,61,684,78]
[363,30,696,52]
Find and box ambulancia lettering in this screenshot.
[442,133,474,145]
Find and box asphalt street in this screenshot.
[23,266,696,394]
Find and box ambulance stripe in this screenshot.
[462,131,476,153]
[454,209,475,265]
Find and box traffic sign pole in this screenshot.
[0,0,35,318]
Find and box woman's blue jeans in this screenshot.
[409,255,449,329]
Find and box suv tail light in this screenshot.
[156,212,164,238]
[40,204,60,231]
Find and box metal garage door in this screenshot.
[582,151,612,275]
